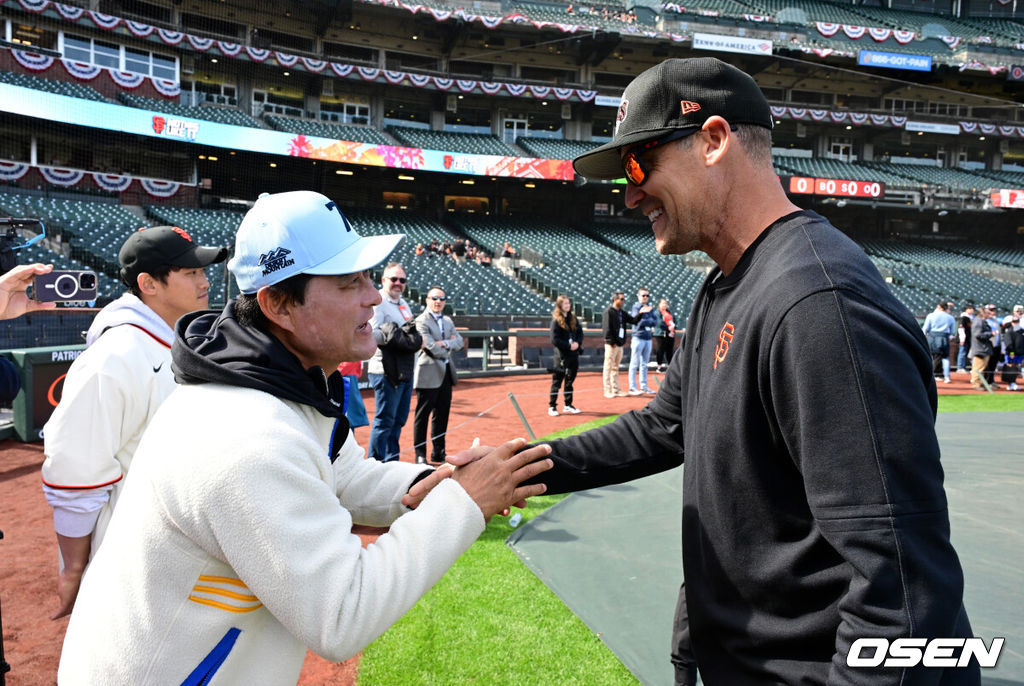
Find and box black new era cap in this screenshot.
[118,226,228,287]
[573,57,773,180]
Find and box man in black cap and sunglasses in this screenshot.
[520,58,976,684]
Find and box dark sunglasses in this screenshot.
[622,125,736,186]
[621,128,698,186]
[388,276,407,283]
[430,295,446,301]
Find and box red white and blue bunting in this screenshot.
[54,2,83,20]
[815,21,915,44]
[11,49,55,71]
[0,160,185,195]
[109,70,146,89]
[187,35,214,51]
[245,47,271,62]
[330,64,354,78]
[7,0,1013,106]
[217,41,243,57]
[38,167,85,186]
[125,20,154,37]
[941,36,962,50]
[152,78,181,98]
[0,162,30,181]
[88,10,121,30]
[275,52,298,67]
[301,57,327,73]
[744,14,770,23]
[157,28,185,45]
[140,178,181,198]
[771,106,913,129]
[91,173,132,192]
[62,59,102,80]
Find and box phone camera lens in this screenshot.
[80,273,96,289]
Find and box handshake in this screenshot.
[402,438,553,521]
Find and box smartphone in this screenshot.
[33,270,98,302]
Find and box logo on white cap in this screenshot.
[258,247,295,277]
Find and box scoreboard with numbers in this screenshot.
[786,176,886,198]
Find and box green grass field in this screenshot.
[938,393,1024,413]
[359,395,1023,684]
[358,415,638,685]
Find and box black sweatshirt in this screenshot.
[537,212,976,685]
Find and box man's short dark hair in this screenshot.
[125,264,178,298]
[234,273,314,330]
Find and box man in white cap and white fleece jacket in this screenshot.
[57,191,552,685]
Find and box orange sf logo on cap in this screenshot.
[680,100,701,115]
[172,226,193,242]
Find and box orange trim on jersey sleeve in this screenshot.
[40,474,123,490]
[125,323,172,349]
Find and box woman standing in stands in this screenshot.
[549,294,583,416]
[653,297,676,372]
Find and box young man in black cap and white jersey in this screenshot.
[520,58,976,684]
[41,225,228,619]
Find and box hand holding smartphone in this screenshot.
[33,270,98,302]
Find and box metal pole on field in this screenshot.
[978,373,994,393]
[507,392,535,441]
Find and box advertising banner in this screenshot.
[857,50,932,72]
[0,84,575,181]
[693,32,773,56]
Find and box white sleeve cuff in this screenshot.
[42,484,109,537]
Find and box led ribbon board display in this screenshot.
[0,83,575,181]
[787,176,886,198]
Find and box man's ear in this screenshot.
[701,116,731,166]
[256,287,297,333]
[136,272,159,296]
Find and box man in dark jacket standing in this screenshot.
[367,262,421,461]
[601,291,644,398]
[970,304,996,390]
[519,58,977,685]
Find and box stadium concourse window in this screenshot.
[592,114,615,144]
[502,110,565,143]
[181,80,238,107]
[4,22,58,51]
[253,89,304,117]
[61,33,177,81]
[383,100,430,128]
[321,103,370,125]
[446,104,492,134]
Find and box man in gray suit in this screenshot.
[413,286,464,465]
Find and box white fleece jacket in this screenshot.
[58,383,485,685]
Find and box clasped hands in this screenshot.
[401,438,552,522]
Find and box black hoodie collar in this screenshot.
[172,301,348,424]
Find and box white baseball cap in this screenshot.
[228,191,404,294]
